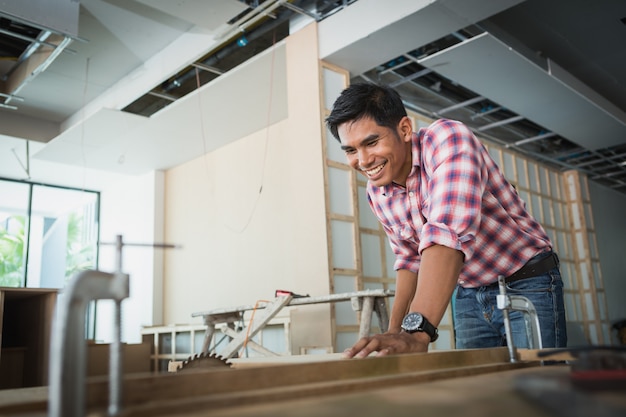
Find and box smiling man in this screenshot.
[326,83,567,357]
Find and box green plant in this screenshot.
[64,212,95,283]
[0,216,26,287]
[1,212,96,287]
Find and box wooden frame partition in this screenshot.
[562,170,610,344]
[483,146,611,345]
[319,62,610,352]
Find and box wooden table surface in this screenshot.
[120,365,626,417]
[1,348,624,417]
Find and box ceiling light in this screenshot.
[237,35,249,47]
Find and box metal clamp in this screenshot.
[48,236,129,417]
[496,275,543,363]
[48,235,179,417]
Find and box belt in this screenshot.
[505,251,559,284]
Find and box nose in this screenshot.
[356,147,373,168]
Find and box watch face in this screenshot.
[402,312,423,332]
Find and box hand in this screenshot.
[386,326,402,334]
[342,331,430,358]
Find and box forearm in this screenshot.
[410,244,463,327]
[388,269,417,333]
[342,246,462,359]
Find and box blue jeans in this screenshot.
[454,267,567,349]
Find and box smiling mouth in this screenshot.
[363,162,386,177]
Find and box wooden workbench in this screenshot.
[0,348,624,417]
[178,365,625,417]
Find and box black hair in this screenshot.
[325,82,407,142]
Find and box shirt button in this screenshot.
[459,280,465,285]
[409,192,415,197]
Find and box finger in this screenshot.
[354,339,381,358]
[342,337,371,358]
[376,348,391,357]
[342,347,356,358]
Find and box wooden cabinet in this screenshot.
[0,287,57,389]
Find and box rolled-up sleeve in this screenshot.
[385,223,421,273]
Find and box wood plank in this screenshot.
[191,290,394,318]
[517,348,577,362]
[0,347,527,416]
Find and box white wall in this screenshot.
[162,23,333,352]
[95,170,164,343]
[588,181,626,337]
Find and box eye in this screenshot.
[344,148,356,155]
[367,139,379,147]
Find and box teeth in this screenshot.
[365,163,385,176]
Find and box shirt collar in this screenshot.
[377,132,421,197]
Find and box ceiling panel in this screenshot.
[419,32,626,150]
[33,43,288,175]
[133,0,247,30]
[319,0,524,75]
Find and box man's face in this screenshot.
[338,116,413,187]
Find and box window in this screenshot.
[0,179,100,288]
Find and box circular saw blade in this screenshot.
[176,352,232,371]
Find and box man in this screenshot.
[325,82,567,358]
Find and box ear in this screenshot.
[398,116,413,142]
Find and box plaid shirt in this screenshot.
[367,119,552,288]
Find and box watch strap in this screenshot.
[420,318,439,343]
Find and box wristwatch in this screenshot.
[401,312,439,342]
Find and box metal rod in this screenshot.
[190,62,224,75]
[389,68,433,87]
[99,241,180,249]
[498,276,517,363]
[436,96,485,115]
[109,235,124,415]
[147,90,178,102]
[478,115,525,131]
[0,27,59,50]
[507,132,557,148]
[470,106,503,120]
[0,92,24,100]
[109,300,123,415]
[278,0,319,20]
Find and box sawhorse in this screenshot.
[191,289,394,358]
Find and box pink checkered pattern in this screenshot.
[368,119,552,288]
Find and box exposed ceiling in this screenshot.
[1,0,625,194]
